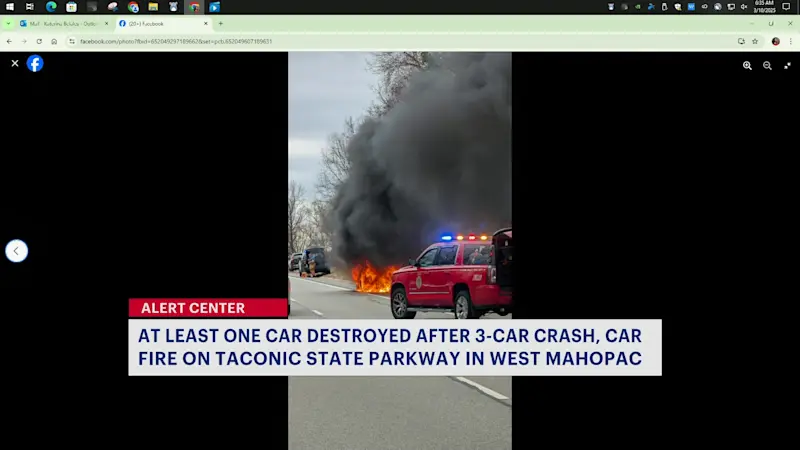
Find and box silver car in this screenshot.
[288,253,302,271]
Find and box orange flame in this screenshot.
[351,261,399,294]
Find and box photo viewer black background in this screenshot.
[510,52,786,442]
[5,53,289,447]
[4,51,788,445]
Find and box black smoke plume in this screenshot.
[328,52,512,268]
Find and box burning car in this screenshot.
[351,261,398,294]
[388,228,513,319]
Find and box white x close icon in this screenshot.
[11,60,19,67]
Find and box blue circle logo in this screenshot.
[46,1,57,12]
[26,55,44,73]
[119,20,127,27]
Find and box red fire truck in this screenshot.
[390,228,513,319]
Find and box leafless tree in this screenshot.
[304,199,333,250]
[288,181,309,255]
[302,52,438,259]
[366,52,436,117]
[315,117,356,203]
[314,53,435,205]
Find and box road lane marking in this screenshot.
[291,275,352,291]
[291,275,391,300]
[291,275,392,301]
[452,376,511,405]
[294,275,510,404]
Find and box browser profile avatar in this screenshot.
[209,1,220,12]
[27,55,44,73]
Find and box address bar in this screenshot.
[66,33,767,51]
[72,36,275,48]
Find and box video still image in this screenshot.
[287,52,512,449]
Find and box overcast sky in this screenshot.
[289,52,378,197]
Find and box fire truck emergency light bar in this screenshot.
[441,234,489,241]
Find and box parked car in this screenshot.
[299,246,331,276]
[288,253,302,271]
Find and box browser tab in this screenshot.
[112,14,209,32]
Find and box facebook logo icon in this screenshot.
[26,55,44,73]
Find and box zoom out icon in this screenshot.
[119,19,126,27]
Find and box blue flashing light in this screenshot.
[441,235,453,241]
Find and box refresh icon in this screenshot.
[119,19,127,27]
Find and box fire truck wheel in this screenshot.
[454,290,479,319]
[391,286,417,319]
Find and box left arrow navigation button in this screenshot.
[5,240,29,263]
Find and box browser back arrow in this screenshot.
[13,247,18,255]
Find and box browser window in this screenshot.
[2,0,794,448]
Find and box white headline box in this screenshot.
[128,319,662,376]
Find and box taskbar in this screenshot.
[5,0,799,14]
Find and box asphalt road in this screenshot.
[288,272,512,450]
